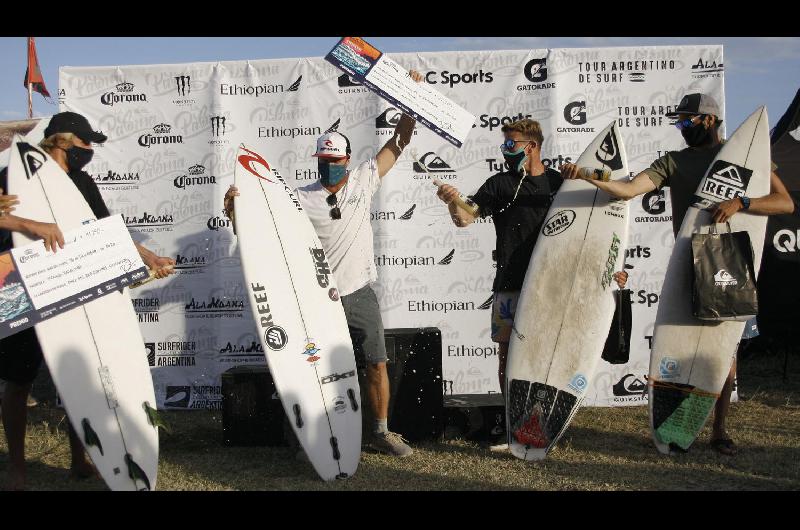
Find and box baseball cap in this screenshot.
[666,93,723,123]
[312,132,351,159]
[44,111,108,144]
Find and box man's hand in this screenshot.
[409,70,423,83]
[560,163,582,180]
[144,255,176,279]
[224,185,239,219]
[712,198,743,223]
[27,220,65,253]
[0,189,19,217]
[613,270,629,289]
[437,184,460,205]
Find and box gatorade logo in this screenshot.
[564,101,587,125]
[774,229,800,252]
[714,269,738,286]
[642,189,666,215]
[524,58,547,82]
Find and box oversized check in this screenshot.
[0,215,148,338]
[325,37,476,148]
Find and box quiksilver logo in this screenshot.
[714,269,738,286]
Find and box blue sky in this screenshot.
[1,37,799,130]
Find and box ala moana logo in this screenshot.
[692,58,724,78]
[138,123,183,148]
[174,164,217,189]
[220,75,302,97]
[370,204,416,221]
[542,210,576,236]
[517,58,555,91]
[175,253,207,272]
[700,161,752,202]
[92,170,140,188]
[101,81,147,106]
[714,269,738,287]
[124,212,174,229]
[219,341,264,354]
[184,297,245,320]
[412,152,457,180]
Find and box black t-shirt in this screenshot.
[471,168,563,292]
[0,167,111,252]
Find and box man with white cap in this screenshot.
[225,70,423,457]
[560,92,794,456]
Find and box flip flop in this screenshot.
[711,438,738,456]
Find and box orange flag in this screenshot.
[23,37,51,99]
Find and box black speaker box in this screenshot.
[221,365,286,446]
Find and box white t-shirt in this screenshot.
[294,158,381,297]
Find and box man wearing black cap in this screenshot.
[560,93,794,456]
[0,111,175,490]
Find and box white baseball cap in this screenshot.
[312,132,351,159]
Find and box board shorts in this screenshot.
[0,328,44,385]
[341,284,388,368]
[491,290,520,343]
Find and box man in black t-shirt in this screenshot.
[0,112,175,490]
[437,119,559,452]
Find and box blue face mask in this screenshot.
[319,160,348,186]
[501,145,528,175]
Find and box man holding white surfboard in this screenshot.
[225,70,424,458]
[561,93,794,456]
[0,111,175,490]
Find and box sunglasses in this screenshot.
[673,115,704,130]
[326,193,341,220]
[501,138,534,151]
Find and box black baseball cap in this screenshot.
[665,93,723,123]
[44,112,107,144]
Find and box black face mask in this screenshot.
[65,145,94,171]
[502,150,527,175]
[681,122,713,147]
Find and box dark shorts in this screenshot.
[0,328,44,385]
[341,284,387,368]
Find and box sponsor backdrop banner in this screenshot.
[58,46,724,409]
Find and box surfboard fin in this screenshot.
[81,418,104,456]
[143,402,171,433]
[293,404,304,428]
[347,389,359,412]
[125,453,151,491]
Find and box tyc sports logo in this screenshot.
[698,161,752,203]
[692,58,724,79]
[558,101,595,133]
[138,123,183,148]
[412,152,457,180]
[714,269,738,287]
[101,81,147,106]
[517,58,555,91]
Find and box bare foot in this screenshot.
[4,466,26,491]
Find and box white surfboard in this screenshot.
[649,107,771,454]
[506,121,630,460]
[233,144,361,481]
[8,136,159,490]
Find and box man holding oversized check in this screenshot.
[0,111,175,490]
